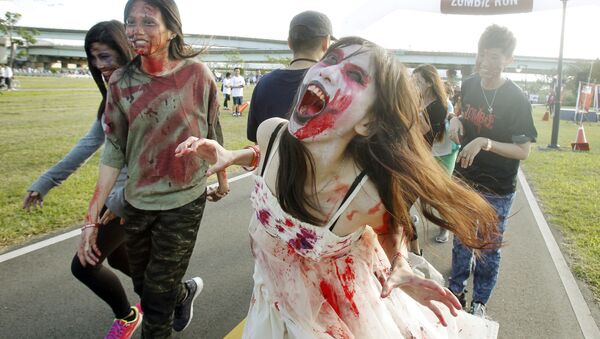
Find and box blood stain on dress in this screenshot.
[320,280,341,317]
[334,256,359,316]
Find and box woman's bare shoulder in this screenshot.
[256,118,288,149]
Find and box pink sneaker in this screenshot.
[104,304,143,339]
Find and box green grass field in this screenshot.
[522,107,600,300]
[1,76,599,300]
[0,76,253,248]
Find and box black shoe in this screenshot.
[451,290,467,309]
[173,277,203,332]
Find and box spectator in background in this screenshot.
[412,64,455,249]
[3,64,13,89]
[452,85,462,116]
[256,69,263,83]
[231,67,245,117]
[222,71,232,110]
[0,65,5,88]
[246,10,334,142]
[448,24,537,318]
[547,89,556,116]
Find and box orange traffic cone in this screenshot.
[571,125,590,151]
[239,101,250,113]
[542,111,550,121]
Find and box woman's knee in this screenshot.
[70,254,99,280]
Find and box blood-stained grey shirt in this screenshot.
[102,59,222,210]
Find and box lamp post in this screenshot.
[549,0,568,149]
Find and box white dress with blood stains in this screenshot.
[242,175,499,339]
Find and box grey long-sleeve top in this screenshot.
[28,118,128,218]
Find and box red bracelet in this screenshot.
[242,145,261,172]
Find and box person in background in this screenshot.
[255,69,263,83]
[3,64,13,89]
[246,10,334,142]
[222,71,232,110]
[448,24,537,318]
[0,65,5,88]
[83,1,228,337]
[23,20,143,339]
[231,67,245,116]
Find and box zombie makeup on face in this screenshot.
[288,45,375,141]
[125,1,171,58]
[90,42,123,82]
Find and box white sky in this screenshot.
[0,0,599,59]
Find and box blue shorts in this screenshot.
[233,96,243,105]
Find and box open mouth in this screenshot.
[101,70,114,82]
[294,82,329,124]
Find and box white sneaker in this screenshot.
[470,302,486,318]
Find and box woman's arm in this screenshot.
[86,164,120,224]
[174,138,255,175]
[24,119,105,210]
[78,164,120,267]
[365,197,461,326]
[175,117,287,174]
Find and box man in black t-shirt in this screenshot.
[246,11,334,142]
[447,25,537,318]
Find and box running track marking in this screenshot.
[0,172,253,264]
[518,169,600,338]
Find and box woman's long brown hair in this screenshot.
[277,37,499,250]
[413,64,448,142]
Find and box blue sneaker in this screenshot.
[173,277,204,332]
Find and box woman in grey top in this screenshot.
[22,21,145,337]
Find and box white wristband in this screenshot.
[484,138,492,151]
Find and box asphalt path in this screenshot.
[1,174,599,338]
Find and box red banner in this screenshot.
[577,82,595,113]
[440,0,533,15]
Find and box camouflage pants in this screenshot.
[123,192,206,339]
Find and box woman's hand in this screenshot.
[381,261,461,327]
[207,185,230,202]
[99,208,118,225]
[23,191,43,211]
[174,137,234,175]
[456,137,486,169]
[77,225,101,267]
[448,117,463,144]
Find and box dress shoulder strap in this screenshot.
[326,170,369,231]
[259,122,286,177]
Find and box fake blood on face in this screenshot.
[293,89,352,140]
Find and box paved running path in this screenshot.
[1,174,598,338]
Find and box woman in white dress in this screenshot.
[176,37,500,338]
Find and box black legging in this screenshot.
[71,209,132,319]
[223,93,230,108]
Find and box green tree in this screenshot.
[266,55,291,66]
[0,12,38,67]
[224,50,244,68]
[564,59,600,105]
